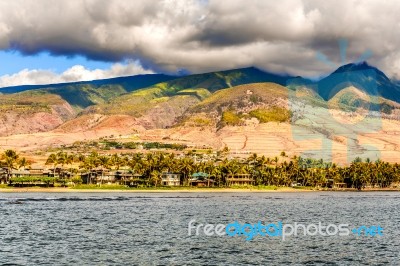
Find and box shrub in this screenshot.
[221,110,242,126]
[249,107,291,123]
[71,176,83,185]
[192,117,212,126]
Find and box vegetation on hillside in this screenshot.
[330,90,369,112]
[44,84,127,110]
[153,67,289,93]
[89,75,292,122]
[197,82,287,108]
[176,88,211,100]
[220,110,242,126]
[327,87,400,115]
[180,83,292,128]
[58,140,188,152]
[89,81,202,117]
[0,84,129,113]
[0,90,65,113]
[100,140,187,151]
[249,107,291,123]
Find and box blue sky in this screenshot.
[0,49,153,87]
[0,50,112,76]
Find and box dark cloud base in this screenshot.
[0,0,399,78]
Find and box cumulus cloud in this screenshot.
[0,0,400,78]
[0,61,153,87]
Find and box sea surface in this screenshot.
[0,192,399,265]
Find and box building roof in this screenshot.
[192,172,209,178]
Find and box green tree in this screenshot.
[2,149,19,183]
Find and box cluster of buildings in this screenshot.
[1,167,256,187]
[79,170,255,187]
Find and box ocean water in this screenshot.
[0,192,399,265]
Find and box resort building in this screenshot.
[226,173,254,186]
[161,172,181,186]
[11,168,51,178]
[80,168,117,184]
[81,169,140,185]
[189,172,214,187]
[121,173,145,187]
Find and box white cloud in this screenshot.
[0,61,153,87]
[0,0,400,78]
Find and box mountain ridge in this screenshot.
[0,73,177,94]
[317,62,400,102]
[2,62,399,104]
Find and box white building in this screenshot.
[161,173,181,186]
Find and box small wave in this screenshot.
[133,196,209,199]
[6,200,24,205]
[2,196,132,202]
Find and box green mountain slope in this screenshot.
[0,67,294,112]
[178,82,293,128]
[84,67,295,116]
[147,67,295,93]
[40,84,127,111]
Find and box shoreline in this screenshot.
[0,187,312,193]
[0,187,399,193]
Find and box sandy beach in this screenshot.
[0,187,316,193]
[0,187,399,193]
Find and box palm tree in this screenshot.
[178,157,194,186]
[7,146,400,189]
[77,153,86,164]
[98,155,110,184]
[79,151,100,184]
[150,170,161,187]
[273,156,279,167]
[111,154,128,170]
[247,153,258,165]
[46,153,59,177]
[18,157,30,170]
[56,152,67,168]
[66,154,75,169]
[2,149,19,183]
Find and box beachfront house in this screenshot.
[80,168,116,184]
[189,172,214,187]
[11,168,51,178]
[161,172,181,186]
[121,173,146,187]
[226,173,254,186]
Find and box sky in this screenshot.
[0,0,400,87]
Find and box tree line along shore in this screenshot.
[0,149,399,190]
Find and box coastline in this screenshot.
[0,187,399,193]
[0,187,311,193]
